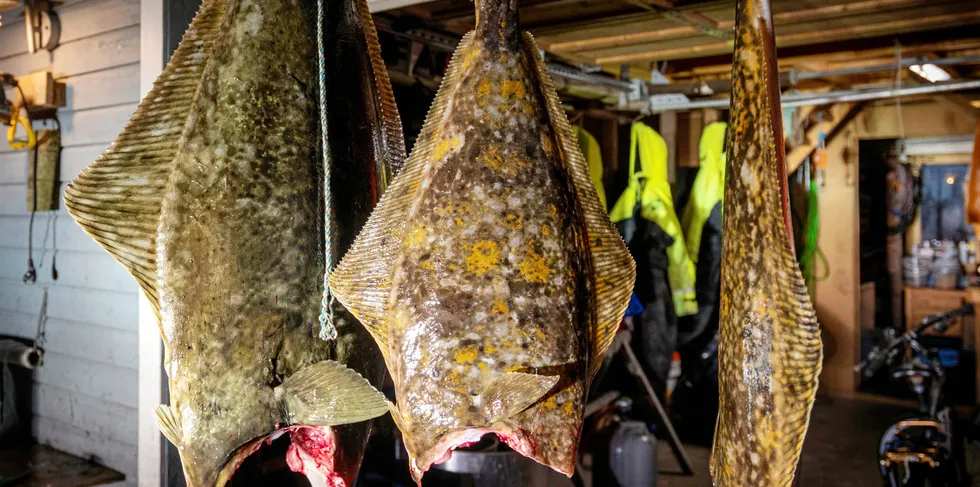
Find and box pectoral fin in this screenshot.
[480,372,559,425]
[154,404,182,448]
[522,32,636,378]
[275,360,388,426]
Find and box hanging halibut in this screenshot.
[329,0,636,483]
[710,0,823,485]
[63,0,405,485]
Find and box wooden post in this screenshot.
[660,111,678,182]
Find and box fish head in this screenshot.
[182,424,348,487]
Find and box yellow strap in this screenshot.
[7,106,36,150]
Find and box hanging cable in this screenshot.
[316,0,337,341]
[894,41,905,142]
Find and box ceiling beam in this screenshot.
[595,9,980,65]
[367,0,434,13]
[547,0,930,53]
[667,37,980,80]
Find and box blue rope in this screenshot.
[316,0,337,341]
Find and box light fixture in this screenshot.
[0,0,21,28]
[910,63,952,83]
[0,0,59,53]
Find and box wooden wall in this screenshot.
[0,0,140,482]
[815,98,978,395]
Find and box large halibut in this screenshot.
[710,0,823,485]
[63,0,405,485]
[329,0,635,483]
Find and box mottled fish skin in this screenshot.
[390,16,589,484]
[63,0,404,485]
[329,0,635,484]
[710,0,823,485]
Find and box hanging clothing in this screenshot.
[574,125,608,210]
[681,121,727,264]
[677,122,726,369]
[610,122,697,317]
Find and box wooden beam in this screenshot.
[667,38,980,80]
[660,111,678,182]
[786,103,866,175]
[595,10,980,65]
[545,0,929,53]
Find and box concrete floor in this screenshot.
[656,395,921,486]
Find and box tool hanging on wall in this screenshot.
[2,72,62,284]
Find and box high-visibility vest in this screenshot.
[682,121,727,264]
[574,126,608,210]
[610,122,697,317]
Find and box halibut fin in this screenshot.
[523,32,636,378]
[328,32,477,364]
[480,372,559,425]
[63,0,227,320]
[355,0,407,180]
[154,404,183,448]
[275,360,388,426]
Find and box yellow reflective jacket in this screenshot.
[574,126,608,209]
[681,121,727,264]
[610,122,697,317]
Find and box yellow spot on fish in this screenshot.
[478,146,503,170]
[478,78,492,99]
[535,329,546,340]
[477,362,488,372]
[542,396,557,410]
[421,260,434,271]
[433,138,460,160]
[541,225,550,236]
[501,80,526,99]
[562,401,575,415]
[406,224,427,247]
[492,299,509,314]
[519,248,551,283]
[449,264,459,272]
[455,217,464,226]
[550,205,559,217]
[461,47,480,70]
[455,345,478,364]
[483,339,497,353]
[467,241,500,275]
[504,213,523,229]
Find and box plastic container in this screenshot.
[932,256,960,289]
[903,255,932,287]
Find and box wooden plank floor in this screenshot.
[0,444,124,487]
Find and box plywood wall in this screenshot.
[0,0,140,482]
[815,99,977,395]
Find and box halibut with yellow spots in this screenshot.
[328,0,635,483]
[710,0,823,485]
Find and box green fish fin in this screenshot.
[63,0,227,320]
[328,32,477,365]
[480,372,559,425]
[275,360,388,426]
[153,404,182,448]
[522,32,637,379]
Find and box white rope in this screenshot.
[316,0,337,341]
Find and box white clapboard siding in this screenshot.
[0,0,142,480]
[0,309,138,368]
[0,215,106,253]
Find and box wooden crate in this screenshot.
[904,287,966,336]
